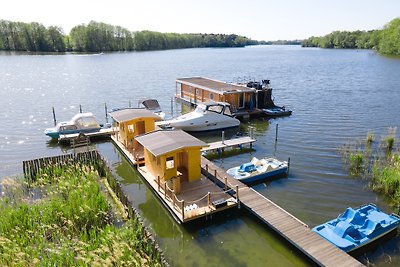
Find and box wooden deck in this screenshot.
[201,136,256,152]
[201,157,364,267]
[111,135,238,223]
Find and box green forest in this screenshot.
[302,18,400,55]
[0,20,257,52]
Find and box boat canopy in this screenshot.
[70,113,100,128]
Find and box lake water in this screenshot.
[1,46,400,266]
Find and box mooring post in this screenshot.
[236,185,240,208]
[170,97,173,117]
[79,104,82,113]
[224,177,227,191]
[52,107,57,126]
[104,102,108,123]
[222,130,225,145]
[181,200,185,220]
[275,124,279,142]
[287,157,291,175]
[208,192,211,207]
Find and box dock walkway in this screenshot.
[200,157,364,267]
[201,136,256,152]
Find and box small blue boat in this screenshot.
[226,157,288,184]
[313,203,400,253]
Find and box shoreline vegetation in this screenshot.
[341,128,400,213]
[302,18,400,56]
[0,157,166,266]
[0,20,258,53]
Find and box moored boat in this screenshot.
[312,203,400,253]
[262,106,292,117]
[226,157,288,184]
[160,102,240,132]
[44,112,103,139]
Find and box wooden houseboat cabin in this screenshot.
[109,108,160,164]
[135,130,238,223]
[176,77,276,118]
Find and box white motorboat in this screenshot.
[161,102,240,132]
[226,157,288,184]
[140,98,165,120]
[44,112,102,139]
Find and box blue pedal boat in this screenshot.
[313,203,400,253]
[226,157,288,184]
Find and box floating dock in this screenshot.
[200,157,364,267]
[201,136,256,152]
[111,130,239,223]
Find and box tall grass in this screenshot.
[0,161,164,266]
[340,128,400,213]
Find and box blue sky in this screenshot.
[1,0,399,40]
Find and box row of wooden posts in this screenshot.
[22,150,169,267]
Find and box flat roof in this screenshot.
[177,77,255,94]
[109,108,160,123]
[135,130,208,157]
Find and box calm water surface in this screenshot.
[1,46,400,266]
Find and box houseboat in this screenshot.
[109,110,239,223]
[175,77,291,119]
[109,108,161,165]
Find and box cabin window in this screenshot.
[60,125,77,131]
[196,89,200,95]
[209,93,214,100]
[128,124,134,133]
[166,156,174,169]
[223,106,232,116]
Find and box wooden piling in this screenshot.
[52,106,57,126]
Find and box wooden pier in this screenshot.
[201,136,255,152]
[201,157,364,267]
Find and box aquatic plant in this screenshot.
[349,152,364,176]
[341,128,400,213]
[0,161,164,266]
[366,132,374,146]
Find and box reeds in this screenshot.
[0,161,164,266]
[340,128,400,213]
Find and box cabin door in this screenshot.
[176,151,188,182]
[136,121,145,135]
[239,93,245,109]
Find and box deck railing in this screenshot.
[156,174,238,221]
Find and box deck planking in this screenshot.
[201,156,364,267]
[201,136,256,152]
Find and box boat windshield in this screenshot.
[207,104,224,114]
[142,99,161,111]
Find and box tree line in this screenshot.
[302,18,400,55]
[0,20,257,52]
